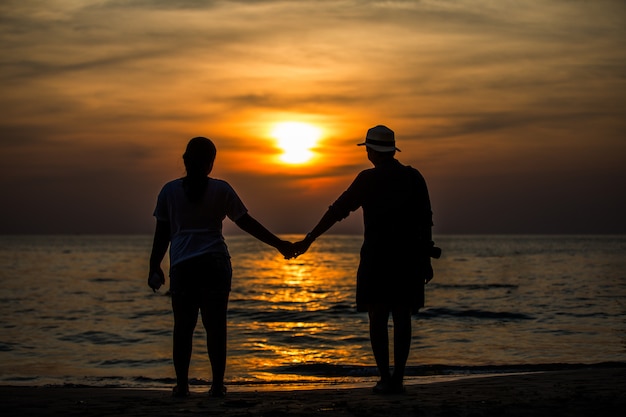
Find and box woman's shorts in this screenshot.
[169,252,232,296]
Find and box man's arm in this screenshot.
[292,208,340,257]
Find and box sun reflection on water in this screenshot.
[220,236,372,383]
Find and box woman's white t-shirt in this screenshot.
[153,178,248,267]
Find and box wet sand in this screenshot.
[1,367,624,416]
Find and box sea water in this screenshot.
[0,234,624,388]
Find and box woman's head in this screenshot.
[183,137,216,177]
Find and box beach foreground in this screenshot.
[1,367,624,417]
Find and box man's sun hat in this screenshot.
[357,125,401,152]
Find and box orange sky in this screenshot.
[1,0,625,234]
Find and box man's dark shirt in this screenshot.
[328,158,432,252]
[326,158,433,310]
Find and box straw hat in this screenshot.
[357,125,401,152]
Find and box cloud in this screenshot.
[1,0,625,234]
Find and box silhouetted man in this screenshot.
[293,125,439,394]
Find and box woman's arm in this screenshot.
[235,213,294,258]
[148,220,170,290]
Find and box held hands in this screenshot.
[276,235,315,260]
[291,238,313,258]
[276,240,301,260]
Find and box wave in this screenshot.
[96,358,171,367]
[431,283,519,290]
[58,331,143,345]
[32,362,626,389]
[421,307,534,320]
[227,308,359,323]
[271,361,626,378]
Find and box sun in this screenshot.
[271,122,321,164]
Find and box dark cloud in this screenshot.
[222,92,371,112]
[431,167,626,234]
[98,0,222,10]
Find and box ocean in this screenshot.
[0,234,624,389]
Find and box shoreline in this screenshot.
[1,367,625,416]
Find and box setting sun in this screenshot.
[271,122,321,164]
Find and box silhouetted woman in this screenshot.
[148,137,293,398]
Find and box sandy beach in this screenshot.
[1,367,624,417]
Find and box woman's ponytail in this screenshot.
[182,137,216,204]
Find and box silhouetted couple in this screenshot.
[148,125,439,398]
